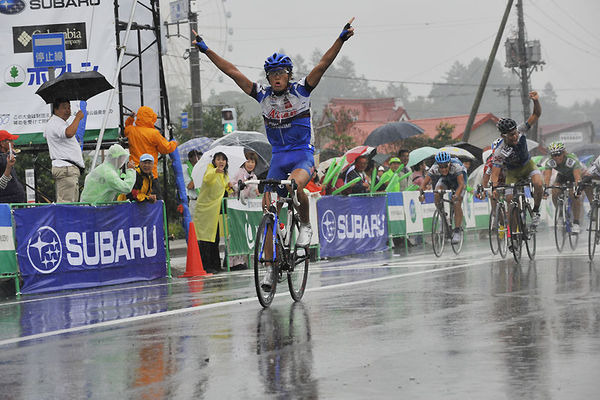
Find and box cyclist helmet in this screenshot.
[496,118,517,134]
[548,141,565,155]
[435,151,451,164]
[491,138,503,151]
[264,53,293,73]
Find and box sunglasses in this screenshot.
[551,153,563,158]
[267,69,289,78]
[438,163,449,169]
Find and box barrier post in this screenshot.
[162,200,172,278]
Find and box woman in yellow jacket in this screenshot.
[194,152,233,273]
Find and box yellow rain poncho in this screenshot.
[193,164,233,242]
[80,144,136,203]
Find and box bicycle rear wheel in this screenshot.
[567,199,579,250]
[497,203,508,258]
[254,216,278,308]
[554,200,566,253]
[287,218,309,302]
[509,205,522,263]
[488,205,499,255]
[432,209,445,257]
[524,205,536,260]
[589,205,599,261]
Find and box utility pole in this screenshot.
[516,0,532,137]
[462,0,514,142]
[493,86,517,118]
[188,7,202,137]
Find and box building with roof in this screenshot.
[407,113,500,149]
[539,121,595,148]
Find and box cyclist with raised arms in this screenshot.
[491,91,543,228]
[193,18,354,289]
[543,141,583,233]
[418,151,467,245]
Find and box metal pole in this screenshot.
[91,0,137,169]
[189,8,203,137]
[462,0,514,142]
[517,0,535,140]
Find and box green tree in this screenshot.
[319,107,357,153]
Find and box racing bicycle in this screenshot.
[547,184,579,252]
[480,186,508,258]
[239,179,309,308]
[429,189,464,257]
[494,181,536,263]
[579,181,600,260]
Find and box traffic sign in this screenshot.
[32,33,66,68]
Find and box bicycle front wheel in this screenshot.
[567,199,579,250]
[554,200,566,253]
[432,209,446,257]
[488,205,498,255]
[287,218,309,302]
[497,203,508,259]
[588,205,599,261]
[509,205,522,263]
[254,216,278,308]
[524,205,536,260]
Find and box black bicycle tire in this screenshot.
[509,204,522,263]
[288,217,309,302]
[589,204,598,261]
[567,197,579,250]
[254,216,277,308]
[497,203,508,258]
[432,209,445,257]
[488,203,499,255]
[524,204,536,260]
[554,199,566,253]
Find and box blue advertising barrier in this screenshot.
[317,195,388,258]
[14,202,167,294]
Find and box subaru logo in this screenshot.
[320,210,337,243]
[27,226,62,274]
[0,0,26,15]
[409,199,417,223]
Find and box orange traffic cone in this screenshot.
[179,222,211,277]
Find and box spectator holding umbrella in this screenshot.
[0,130,25,204]
[43,99,86,202]
[124,106,178,198]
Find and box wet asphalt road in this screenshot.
[0,233,599,399]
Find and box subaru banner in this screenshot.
[14,202,166,294]
[317,195,388,258]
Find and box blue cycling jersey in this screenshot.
[250,78,315,154]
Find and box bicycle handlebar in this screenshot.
[238,178,300,207]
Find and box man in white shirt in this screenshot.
[43,99,85,202]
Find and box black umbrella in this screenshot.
[35,71,113,104]
[364,121,424,147]
[453,142,483,164]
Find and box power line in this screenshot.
[548,0,600,44]
[527,1,600,54]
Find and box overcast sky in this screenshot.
[166,0,600,107]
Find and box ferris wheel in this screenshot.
[161,0,233,111]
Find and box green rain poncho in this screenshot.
[80,144,136,203]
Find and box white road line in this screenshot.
[0,259,490,347]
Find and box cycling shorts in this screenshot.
[265,149,314,197]
[505,159,541,184]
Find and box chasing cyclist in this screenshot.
[192,18,355,250]
[491,91,543,228]
[543,141,583,233]
[418,151,467,245]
